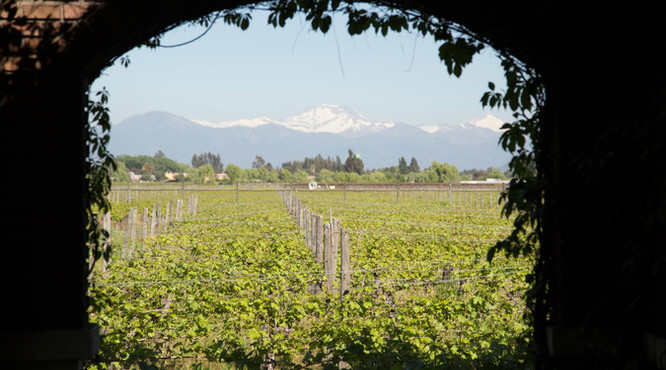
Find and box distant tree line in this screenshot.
[281,154,344,174]
[111,149,507,184]
[191,152,223,173]
[113,152,189,182]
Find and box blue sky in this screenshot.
[91,10,514,127]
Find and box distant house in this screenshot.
[128,171,156,182]
[216,173,230,181]
[164,172,189,182]
[128,171,142,182]
[460,178,510,184]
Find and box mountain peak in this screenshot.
[468,114,506,132]
[417,114,506,134]
[190,104,396,134]
[282,104,394,134]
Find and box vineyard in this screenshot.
[89,184,531,369]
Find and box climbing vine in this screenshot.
[86,87,116,277]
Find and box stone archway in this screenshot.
[2,2,665,369]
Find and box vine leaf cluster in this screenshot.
[86,87,116,276]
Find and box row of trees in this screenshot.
[112,150,507,184]
[113,152,190,182]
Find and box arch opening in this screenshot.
[84,2,540,368]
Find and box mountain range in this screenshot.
[108,104,512,170]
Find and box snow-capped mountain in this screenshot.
[418,114,505,134]
[192,104,396,134]
[110,106,511,170]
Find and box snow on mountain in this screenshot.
[468,114,506,132]
[192,104,396,134]
[418,114,506,134]
[193,104,505,136]
[418,125,455,134]
[280,104,396,133]
[192,115,277,128]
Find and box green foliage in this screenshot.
[282,154,344,175]
[480,53,545,349]
[398,157,408,174]
[192,152,224,173]
[424,161,460,183]
[86,87,116,276]
[408,157,420,173]
[461,167,508,181]
[225,163,243,184]
[294,169,310,182]
[117,154,190,181]
[344,149,364,175]
[278,168,294,182]
[110,160,130,182]
[251,155,266,169]
[195,164,216,183]
[90,190,529,368]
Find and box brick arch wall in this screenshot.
[1,2,665,369]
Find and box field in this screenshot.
[89,184,531,369]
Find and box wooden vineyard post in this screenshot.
[164,201,171,229]
[141,208,148,252]
[340,228,351,300]
[150,204,157,238]
[304,209,311,250]
[332,217,342,295]
[332,218,341,256]
[236,182,239,203]
[298,201,303,230]
[122,209,130,260]
[171,200,176,223]
[177,199,183,220]
[129,207,137,259]
[122,207,137,260]
[315,214,324,263]
[324,223,333,291]
[155,203,162,232]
